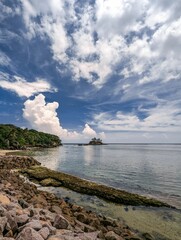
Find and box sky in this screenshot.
[0,0,181,143]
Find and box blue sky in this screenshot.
[0,0,181,143]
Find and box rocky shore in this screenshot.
[0,155,162,240]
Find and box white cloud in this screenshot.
[23,94,104,142]
[18,0,181,89]
[92,101,181,133]
[0,51,11,66]
[0,75,57,97]
[23,94,69,138]
[95,0,148,37]
[82,124,97,136]
[20,0,71,63]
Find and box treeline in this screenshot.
[0,124,62,149]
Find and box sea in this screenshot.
[33,144,181,240]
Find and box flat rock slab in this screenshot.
[21,166,172,208]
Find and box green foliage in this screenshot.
[0,124,62,149]
[89,137,103,145]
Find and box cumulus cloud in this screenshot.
[0,75,57,97]
[23,94,104,142]
[82,124,97,136]
[23,94,68,137]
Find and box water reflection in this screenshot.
[83,146,102,166]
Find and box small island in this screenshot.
[89,137,103,145]
[78,138,105,146]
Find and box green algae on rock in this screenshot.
[21,165,172,208]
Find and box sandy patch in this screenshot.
[0,150,20,156]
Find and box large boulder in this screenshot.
[16,227,44,240]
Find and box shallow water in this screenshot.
[34,144,181,208]
[33,144,181,239]
[38,185,181,240]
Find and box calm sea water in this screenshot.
[34,144,181,208]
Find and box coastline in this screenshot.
[0,154,146,240]
[0,153,180,239]
[21,165,172,208]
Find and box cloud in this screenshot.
[0,75,57,97]
[23,94,106,142]
[20,0,71,63]
[0,51,11,66]
[18,0,181,90]
[23,94,104,142]
[23,94,69,137]
[92,101,181,132]
[82,124,97,136]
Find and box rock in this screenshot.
[15,214,29,226]
[75,220,95,232]
[0,206,6,216]
[16,227,44,240]
[47,236,65,240]
[142,233,155,240]
[100,219,114,227]
[18,199,29,209]
[0,216,8,234]
[5,212,18,234]
[51,206,63,215]
[53,215,69,229]
[42,223,56,235]
[22,220,42,231]
[40,178,61,187]
[126,237,142,240]
[39,227,50,239]
[4,229,13,237]
[105,231,124,240]
[76,213,88,224]
[0,194,10,205]
[78,231,99,240]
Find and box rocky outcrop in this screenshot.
[0,155,40,169]
[21,166,172,208]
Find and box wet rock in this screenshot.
[100,219,114,227]
[76,213,88,224]
[16,227,44,240]
[142,233,155,240]
[53,215,69,229]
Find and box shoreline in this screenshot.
[0,153,180,239]
[0,154,148,240]
[21,165,172,208]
